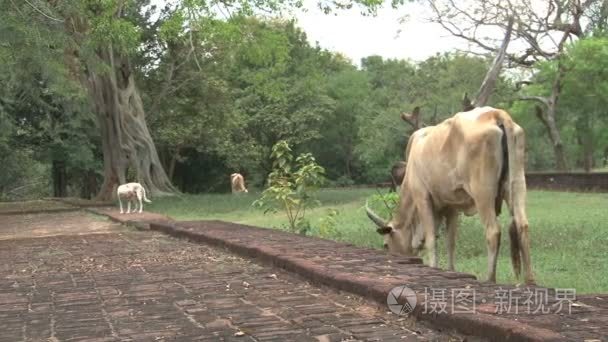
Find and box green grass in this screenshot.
[148,189,608,294]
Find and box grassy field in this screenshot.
[148,188,608,294]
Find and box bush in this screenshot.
[316,208,341,239]
[253,140,325,234]
[328,175,355,187]
[0,148,50,201]
[366,191,399,218]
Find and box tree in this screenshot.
[1,2,99,198]
[314,66,373,182]
[225,18,337,184]
[144,17,243,182]
[560,36,608,170]
[253,140,325,234]
[5,0,399,200]
[427,0,600,170]
[355,53,513,182]
[0,111,43,200]
[60,1,177,200]
[354,56,416,180]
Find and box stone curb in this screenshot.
[148,220,565,342]
[76,205,593,342]
[0,207,80,216]
[86,208,151,231]
[47,197,114,208]
[0,198,113,216]
[85,207,174,230]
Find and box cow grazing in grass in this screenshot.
[117,182,151,214]
[366,106,535,284]
[230,173,248,194]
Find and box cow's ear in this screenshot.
[376,226,393,235]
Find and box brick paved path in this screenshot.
[144,219,608,342]
[0,211,460,341]
[0,211,122,240]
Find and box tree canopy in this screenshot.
[1,0,607,200]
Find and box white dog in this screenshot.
[117,182,151,214]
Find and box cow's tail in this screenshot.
[495,123,509,216]
[501,118,529,280]
[142,186,152,203]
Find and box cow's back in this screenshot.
[405,107,509,209]
[451,106,508,164]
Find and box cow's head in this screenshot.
[365,196,423,256]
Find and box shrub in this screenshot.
[253,140,325,234]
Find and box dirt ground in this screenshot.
[0,211,123,240]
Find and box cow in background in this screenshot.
[230,173,248,194]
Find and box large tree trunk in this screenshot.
[471,16,513,108]
[168,147,181,181]
[534,105,567,170]
[524,101,568,171]
[577,117,594,172]
[546,53,569,171]
[85,47,176,201]
[344,141,353,179]
[522,31,571,171]
[582,140,593,172]
[80,169,98,199]
[60,10,177,201]
[545,106,568,171]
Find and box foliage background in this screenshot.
[2,1,608,199]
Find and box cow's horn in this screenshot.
[365,200,387,228]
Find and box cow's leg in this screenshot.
[476,201,501,283]
[503,184,534,284]
[138,191,143,213]
[119,196,124,214]
[127,200,131,214]
[507,206,534,284]
[416,198,438,268]
[517,220,534,284]
[469,138,503,283]
[471,181,501,282]
[445,210,459,271]
[510,126,535,285]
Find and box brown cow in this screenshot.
[230,173,248,194]
[366,106,534,284]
